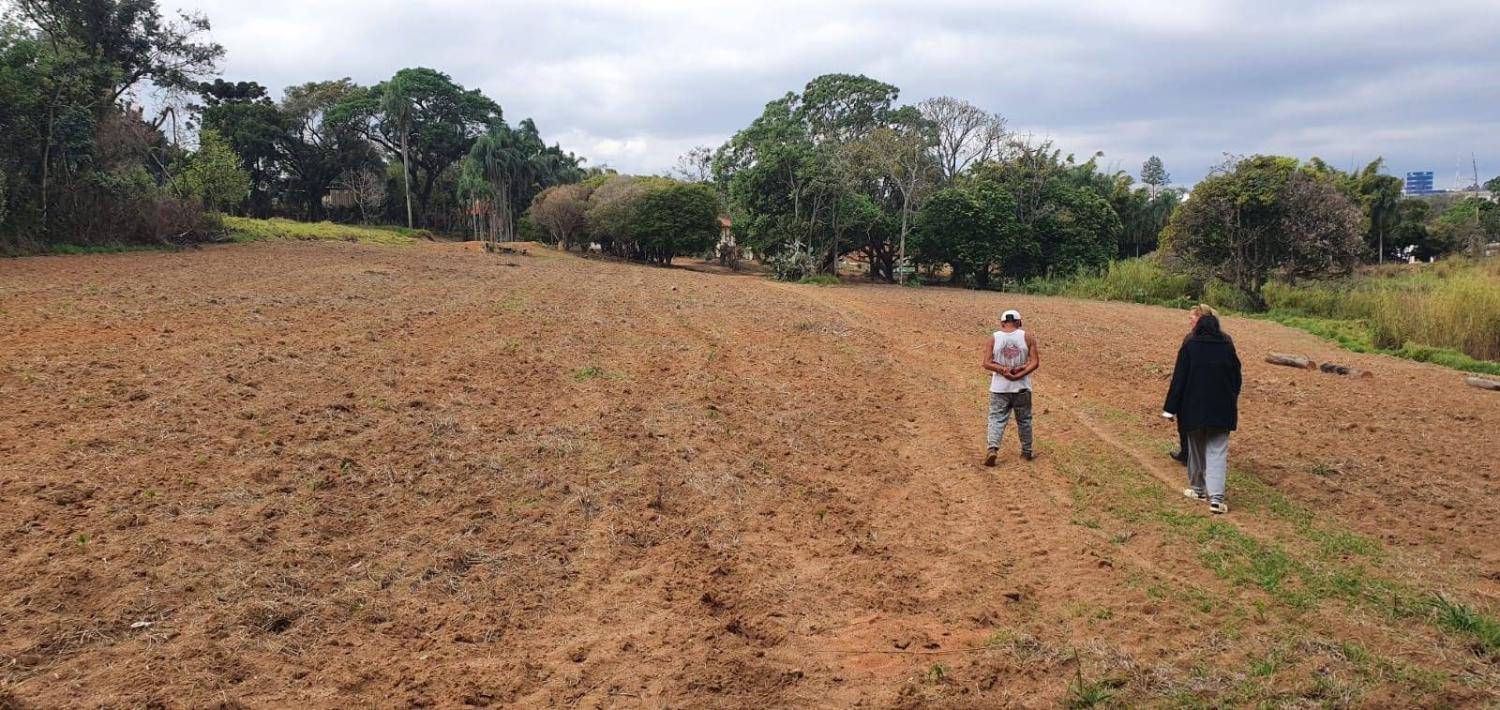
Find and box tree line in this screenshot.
[0,0,586,252]
[696,72,1497,294]
[701,73,1180,285]
[4,3,1492,277]
[1,0,224,251]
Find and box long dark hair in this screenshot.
[1192,314,1229,342]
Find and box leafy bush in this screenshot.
[629,182,719,264]
[1202,279,1258,312]
[47,243,173,255]
[1167,156,1363,307]
[177,129,250,212]
[582,175,718,264]
[768,246,820,282]
[28,175,226,254]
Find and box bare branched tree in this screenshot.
[919,96,1007,183]
[671,145,714,183]
[335,167,386,224]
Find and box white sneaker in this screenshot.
[1184,488,1208,501]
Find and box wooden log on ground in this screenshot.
[1266,353,1317,370]
[1319,363,1373,378]
[1466,377,1500,391]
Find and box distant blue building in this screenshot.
[1404,171,1436,195]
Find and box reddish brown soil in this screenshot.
[1,242,1497,708]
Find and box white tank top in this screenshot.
[990,329,1031,393]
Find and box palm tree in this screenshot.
[459,120,583,250]
[381,79,415,228]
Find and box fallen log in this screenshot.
[1319,363,1374,378]
[1266,353,1317,370]
[1466,377,1500,391]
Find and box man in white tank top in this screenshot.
[982,309,1040,466]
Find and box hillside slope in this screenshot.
[1,242,1496,707]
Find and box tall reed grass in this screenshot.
[1027,255,1500,366]
[1264,265,1500,361]
[1021,258,1194,307]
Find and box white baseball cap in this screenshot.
[1001,309,1022,323]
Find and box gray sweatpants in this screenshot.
[987,390,1033,453]
[1185,428,1230,500]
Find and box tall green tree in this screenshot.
[969,140,1120,280]
[329,68,501,227]
[1391,198,1437,260]
[852,111,938,281]
[1355,158,1403,263]
[458,118,582,247]
[381,75,415,227]
[715,73,911,279]
[194,79,283,217]
[14,0,222,109]
[914,181,1024,288]
[1429,197,1499,258]
[1141,156,1170,196]
[279,79,375,221]
[1166,155,1363,309]
[1110,175,1180,258]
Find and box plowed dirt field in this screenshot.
[2,241,1497,708]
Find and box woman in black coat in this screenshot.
[1163,314,1242,514]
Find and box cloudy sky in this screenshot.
[176,0,1497,187]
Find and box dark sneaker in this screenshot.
[1022,451,1036,461]
[983,448,998,467]
[1209,498,1229,514]
[1169,450,1186,465]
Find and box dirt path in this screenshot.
[1,242,1496,708]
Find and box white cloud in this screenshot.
[180,0,1500,183]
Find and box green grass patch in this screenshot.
[1054,442,1489,664]
[573,366,605,382]
[224,216,429,245]
[797,274,840,286]
[46,243,174,255]
[1422,594,1500,655]
[1067,657,1123,709]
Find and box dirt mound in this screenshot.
[1,241,1496,707]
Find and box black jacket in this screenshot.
[1164,335,1242,433]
